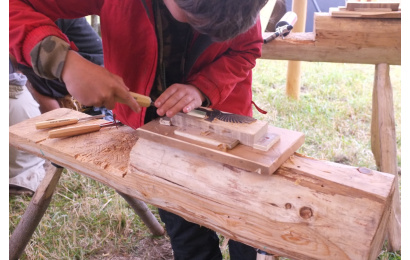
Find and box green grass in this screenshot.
[9,61,401,259]
[253,61,401,170]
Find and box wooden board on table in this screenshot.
[345,1,400,11]
[135,118,305,175]
[330,7,401,18]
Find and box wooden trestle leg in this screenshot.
[371,63,401,251]
[9,165,64,260]
[116,191,165,236]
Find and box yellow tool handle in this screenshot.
[130,92,153,107]
[36,118,79,129]
[48,124,101,139]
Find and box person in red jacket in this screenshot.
[10,0,268,259]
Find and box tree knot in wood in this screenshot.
[299,206,313,219]
[357,167,372,175]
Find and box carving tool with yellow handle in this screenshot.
[130,92,154,107]
[35,114,105,129]
[48,121,122,139]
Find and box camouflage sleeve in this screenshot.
[30,36,71,81]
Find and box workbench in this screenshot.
[261,12,401,251]
[9,108,395,260]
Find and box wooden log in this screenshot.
[261,14,401,65]
[286,0,307,100]
[9,166,63,260]
[9,108,395,260]
[128,140,394,260]
[370,63,401,251]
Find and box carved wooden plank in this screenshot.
[9,108,395,259]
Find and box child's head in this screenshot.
[164,0,268,42]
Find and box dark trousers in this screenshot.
[158,209,257,260]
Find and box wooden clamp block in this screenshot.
[171,108,269,147]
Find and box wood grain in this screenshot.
[9,108,395,259]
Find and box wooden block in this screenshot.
[174,127,239,151]
[253,132,280,151]
[136,118,304,175]
[171,110,268,147]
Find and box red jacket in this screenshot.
[9,0,263,129]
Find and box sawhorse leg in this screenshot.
[9,165,165,259]
[9,165,64,260]
[371,63,401,251]
[116,191,165,236]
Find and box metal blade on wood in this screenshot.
[194,107,257,124]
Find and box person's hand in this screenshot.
[61,50,141,113]
[155,83,205,118]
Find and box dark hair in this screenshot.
[175,0,269,42]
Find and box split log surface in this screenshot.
[9,108,395,260]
